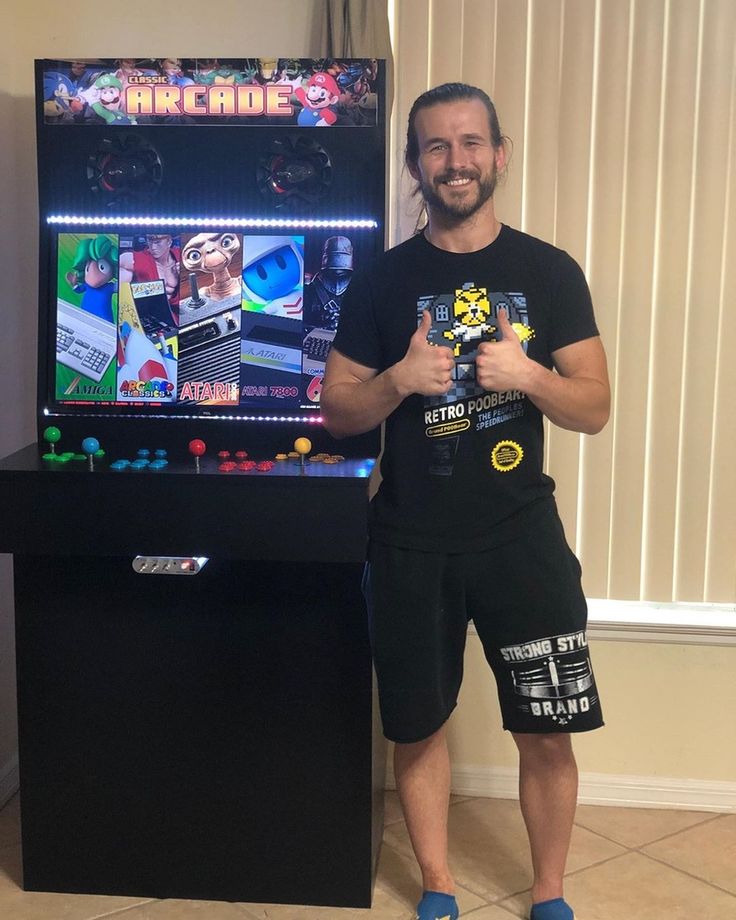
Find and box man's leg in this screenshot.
[512,732,578,905]
[394,722,456,896]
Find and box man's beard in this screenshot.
[420,165,497,221]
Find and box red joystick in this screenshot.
[188,438,206,473]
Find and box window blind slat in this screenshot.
[388,0,735,604]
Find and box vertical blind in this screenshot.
[388,0,736,603]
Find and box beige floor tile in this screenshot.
[103,900,255,918]
[383,792,476,829]
[573,803,716,849]
[0,795,20,849]
[462,906,523,919]
[384,797,625,902]
[239,843,486,919]
[499,851,736,920]
[0,843,155,919]
[642,813,736,895]
[373,840,487,917]
[384,791,405,826]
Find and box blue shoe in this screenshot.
[416,890,459,920]
[530,898,574,920]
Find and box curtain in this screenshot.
[317,0,394,111]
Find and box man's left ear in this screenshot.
[494,144,507,174]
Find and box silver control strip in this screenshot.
[132,556,209,575]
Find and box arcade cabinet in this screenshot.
[0,56,387,907]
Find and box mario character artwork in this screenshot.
[295,72,339,126]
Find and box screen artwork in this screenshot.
[53,230,367,412]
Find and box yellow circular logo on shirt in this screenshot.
[491,440,524,472]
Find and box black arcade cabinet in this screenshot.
[0,57,387,906]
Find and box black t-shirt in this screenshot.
[332,225,599,551]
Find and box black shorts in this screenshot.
[363,504,604,743]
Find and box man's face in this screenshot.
[409,98,504,222]
[147,235,172,257]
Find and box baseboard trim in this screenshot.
[0,753,19,808]
[385,763,736,813]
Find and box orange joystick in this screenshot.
[294,436,311,472]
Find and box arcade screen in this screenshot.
[50,226,372,416]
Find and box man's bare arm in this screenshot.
[321,310,455,439]
[475,309,610,435]
[525,336,610,434]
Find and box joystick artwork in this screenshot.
[180,233,243,320]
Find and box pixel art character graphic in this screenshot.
[419,283,533,406]
[443,284,496,355]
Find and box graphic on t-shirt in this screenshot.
[418,284,534,473]
[491,439,524,472]
[418,283,533,407]
[500,630,598,727]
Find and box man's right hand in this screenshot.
[393,310,455,397]
[322,312,454,439]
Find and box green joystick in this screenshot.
[42,426,62,461]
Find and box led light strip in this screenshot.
[44,408,324,423]
[47,215,379,229]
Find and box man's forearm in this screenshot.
[321,366,406,439]
[523,361,610,435]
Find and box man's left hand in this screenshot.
[476,308,531,392]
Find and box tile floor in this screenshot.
[0,792,734,919]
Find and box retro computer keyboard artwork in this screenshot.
[56,299,116,382]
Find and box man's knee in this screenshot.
[512,732,574,768]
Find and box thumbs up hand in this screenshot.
[476,308,531,392]
[393,310,455,397]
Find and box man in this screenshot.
[119,234,181,309]
[321,83,610,920]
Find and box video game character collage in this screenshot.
[55,229,366,411]
[42,58,379,127]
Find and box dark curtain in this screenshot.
[317,0,394,114]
